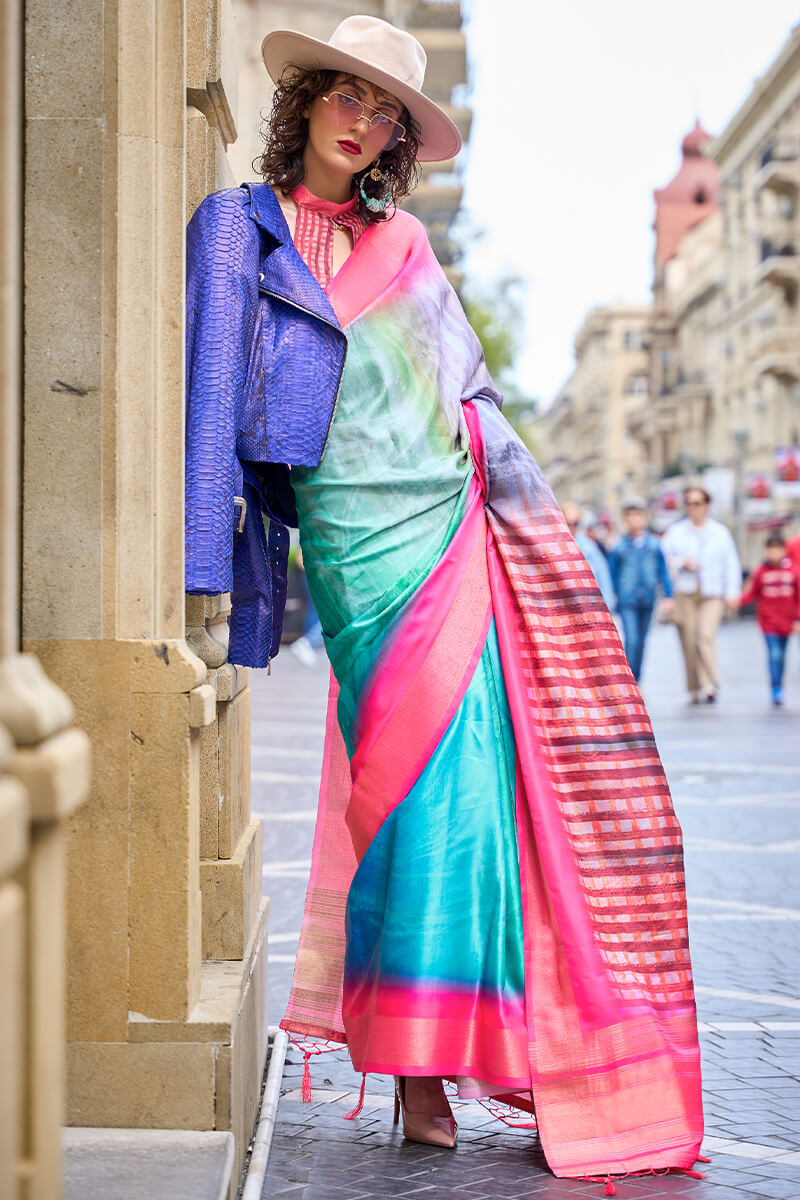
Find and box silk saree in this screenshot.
[281,209,704,1181]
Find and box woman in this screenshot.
[185,15,704,1186]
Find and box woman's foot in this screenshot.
[394,1076,458,1147]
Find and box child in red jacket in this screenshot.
[739,533,800,705]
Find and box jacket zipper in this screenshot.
[259,286,348,461]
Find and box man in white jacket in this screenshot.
[662,485,742,703]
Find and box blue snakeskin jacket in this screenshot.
[185,182,347,668]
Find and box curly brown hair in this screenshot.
[255,66,421,224]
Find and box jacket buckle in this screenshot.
[234,495,247,533]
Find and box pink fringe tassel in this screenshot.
[343,1072,367,1120]
[301,1050,312,1103]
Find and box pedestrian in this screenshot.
[661,485,742,703]
[587,510,614,559]
[608,496,673,681]
[184,15,702,1184]
[291,548,325,668]
[737,533,800,705]
[785,529,800,575]
[561,502,616,610]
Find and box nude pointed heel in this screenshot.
[393,1076,458,1148]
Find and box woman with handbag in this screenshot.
[185,15,704,1186]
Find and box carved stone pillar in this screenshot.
[20,1,267,1194]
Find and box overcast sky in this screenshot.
[460,1,799,408]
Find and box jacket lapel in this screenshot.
[242,182,342,329]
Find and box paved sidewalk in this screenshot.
[252,618,800,1199]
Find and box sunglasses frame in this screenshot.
[321,90,406,149]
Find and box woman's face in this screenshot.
[304,73,404,183]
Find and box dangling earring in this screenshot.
[359,156,392,213]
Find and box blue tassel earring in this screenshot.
[359,157,392,213]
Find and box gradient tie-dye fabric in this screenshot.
[281,207,704,1179]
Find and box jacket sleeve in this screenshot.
[739,564,761,609]
[185,190,260,594]
[657,543,673,598]
[608,544,621,594]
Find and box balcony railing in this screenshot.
[759,138,800,169]
[753,323,800,380]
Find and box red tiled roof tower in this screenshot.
[653,120,719,267]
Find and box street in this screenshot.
[251,617,800,1199]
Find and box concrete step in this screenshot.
[63,1128,235,1200]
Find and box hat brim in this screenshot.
[261,28,462,163]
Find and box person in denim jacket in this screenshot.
[609,497,673,681]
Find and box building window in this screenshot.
[625,373,649,396]
[624,328,644,351]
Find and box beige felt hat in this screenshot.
[261,15,462,163]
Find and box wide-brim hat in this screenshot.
[261,15,462,164]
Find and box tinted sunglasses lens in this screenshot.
[366,116,403,150]
[327,92,361,127]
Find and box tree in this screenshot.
[462,273,540,454]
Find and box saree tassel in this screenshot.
[343,1072,367,1120]
[678,1168,705,1180]
[301,1050,313,1103]
[603,1177,617,1196]
[696,1154,712,1163]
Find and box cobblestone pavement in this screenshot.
[252,618,800,1199]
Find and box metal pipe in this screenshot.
[241,1028,289,1200]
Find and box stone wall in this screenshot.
[5,2,269,1195]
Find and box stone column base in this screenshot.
[67,898,269,1198]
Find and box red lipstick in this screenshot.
[337,139,362,155]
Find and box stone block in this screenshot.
[25,0,104,121]
[0,882,24,1200]
[189,684,216,729]
[185,593,226,626]
[0,653,74,745]
[198,714,220,861]
[123,901,268,1190]
[211,664,250,703]
[23,821,67,1200]
[215,1045,232,1130]
[185,623,228,669]
[63,1128,235,1200]
[128,691,201,1020]
[66,1042,215,1129]
[25,640,132,1044]
[0,0,21,666]
[186,0,239,146]
[0,721,11,768]
[23,111,104,642]
[217,687,251,860]
[9,727,90,823]
[229,899,269,1174]
[0,776,29,878]
[186,105,221,224]
[200,818,261,959]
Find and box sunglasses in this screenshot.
[321,91,406,151]
[686,499,708,507]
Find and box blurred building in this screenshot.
[637,122,721,481]
[542,304,651,514]
[229,0,472,283]
[624,25,800,563]
[709,23,800,564]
